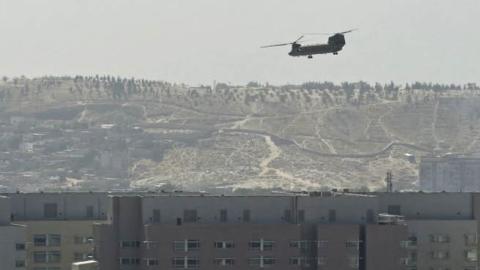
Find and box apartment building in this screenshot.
[6,193,109,270]
[419,155,480,192]
[93,193,408,270]
[0,196,27,270]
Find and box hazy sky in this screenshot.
[0,0,479,85]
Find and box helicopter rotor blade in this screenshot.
[337,28,358,34]
[294,35,304,43]
[304,28,358,36]
[260,42,293,48]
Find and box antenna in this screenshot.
[385,171,393,192]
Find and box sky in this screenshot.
[0,0,479,85]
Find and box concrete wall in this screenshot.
[141,195,294,224]
[0,224,27,270]
[317,224,361,270]
[378,192,472,219]
[298,194,378,224]
[0,195,11,225]
[365,224,408,270]
[407,220,478,270]
[9,193,109,221]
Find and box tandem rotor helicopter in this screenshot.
[261,29,357,58]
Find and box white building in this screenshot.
[0,196,27,270]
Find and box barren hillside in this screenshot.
[1,76,479,192]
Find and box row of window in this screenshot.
[41,203,97,219]
[402,234,477,246]
[120,256,341,268]
[403,249,477,264]
[150,209,375,223]
[33,234,92,247]
[33,251,61,263]
[124,239,358,251]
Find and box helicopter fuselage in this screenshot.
[289,33,346,57]
[288,43,344,57]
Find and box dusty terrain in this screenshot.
[1,77,479,192]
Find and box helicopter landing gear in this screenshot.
[308,55,313,59]
[333,52,338,55]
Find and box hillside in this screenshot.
[1,76,479,193]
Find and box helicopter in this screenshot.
[261,29,357,58]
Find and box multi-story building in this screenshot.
[0,196,27,270]
[419,155,480,192]
[94,194,408,270]
[7,192,109,270]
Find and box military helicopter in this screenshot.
[261,29,357,58]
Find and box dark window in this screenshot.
[220,209,228,222]
[44,203,58,218]
[184,210,197,223]
[153,209,161,223]
[16,243,26,250]
[33,235,47,247]
[284,209,292,223]
[328,209,336,223]
[387,205,401,215]
[243,209,251,222]
[366,209,375,223]
[298,210,305,223]
[86,206,94,218]
[176,218,182,226]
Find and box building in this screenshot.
[8,193,109,270]
[419,155,480,192]
[94,193,408,270]
[0,196,27,270]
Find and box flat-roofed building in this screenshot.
[0,196,27,270]
[6,193,109,270]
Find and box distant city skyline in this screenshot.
[0,0,479,85]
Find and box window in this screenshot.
[430,234,450,243]
[183,210,197,223]
[34,235,47,247]
[243,209,251,222]
[345,240,361,250]
[145,241,160,249]
[120,258,140,265]
[328,209,336,222]
[15,260,25,268]
[348,256,360,268]
[248,240,274,251]
[220,209,228,222]
[289,240,314,252]
[298,210,305,223]
[248,257,275,268]
[465,249,478,262]
[213,258,235,266]
[34,234,61,247]
[317,257,326,266]
[174,240,200,251]
[214,241,235,249]
[387,205,401,215]
[289,257,314,267]
[153,209,161,223]
[33,251,61,263]
[317,240,328,248]
[120,241,141,248]
[172,257,199,269]
[44,203,58,218]
[86,205,94,218]
[16,243,26,250]
[465,234,477,246]
[146,259,159,266]
[431,250,449,260]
